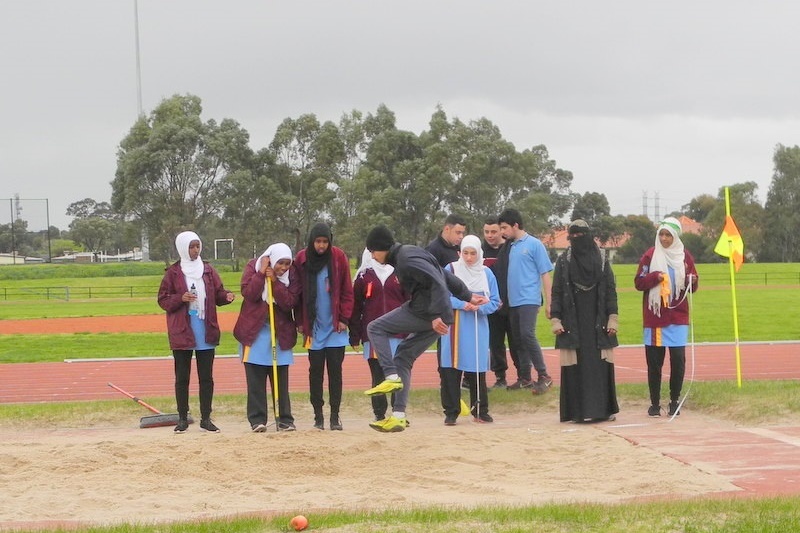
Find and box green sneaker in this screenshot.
[364,378,403,396]
[369,416,408,433]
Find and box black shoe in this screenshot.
[444,414,458,426]
[648,405,661,417]
[506,378,533,390]
[251,423,267,433]
[531,374,553,395]
[174,419,189,433]
[668,401,681,416]
[330,416,343,431]
[200,419,220,433]
[476,413,493,423]
[491,379,507,389]
[277,422,296,432]
[313,415,324,430]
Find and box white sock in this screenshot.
[393,411,405,419]
[386,374,399,381]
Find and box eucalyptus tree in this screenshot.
[762,144,800,262]
[269,113,344,251]
[507,145,573,235]
[112,94,253,261]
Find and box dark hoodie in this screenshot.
[386,243,472,323]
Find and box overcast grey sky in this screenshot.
[2,1,798,230]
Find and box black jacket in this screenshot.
[425,234,460,267]
[387,243,472,324]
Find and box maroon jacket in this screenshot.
[349,268,409,347]
[233,258,300,350]
[157,262,234,350]
[294,246,354,339]
[634,247,699,328]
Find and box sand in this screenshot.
[0,411,738,530]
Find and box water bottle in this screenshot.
[188,283,199,316]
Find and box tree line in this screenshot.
[3,93,799,264]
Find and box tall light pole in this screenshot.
[134,0,143,118]
[133,1,150,260]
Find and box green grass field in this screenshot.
[1,263,799,363]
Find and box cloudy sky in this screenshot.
[2,1,798,230]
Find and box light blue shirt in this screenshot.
[506,233,553,307]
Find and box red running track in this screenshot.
[1,342,798,404]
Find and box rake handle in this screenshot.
[107,382,163,415]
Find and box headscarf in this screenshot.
[452,235,490,295]
[255,243,293,302]
[356,248,395,285]
[175,231,206,320]
[566,219,603,287]
[648,217,686,316]
[304,222,333,328]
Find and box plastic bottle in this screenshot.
[188,283,199,316]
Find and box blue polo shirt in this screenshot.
[506,233,553,307]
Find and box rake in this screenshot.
[108,382,194,429]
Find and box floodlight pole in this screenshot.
[134,0,143,118]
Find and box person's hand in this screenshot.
[432,317,449,335]
[259,257,270,276]
[264,265,275,280]
[181,291,196,303]
[463,302,478,312]
[336,321,348,333]
[470,294,488,306]
[226,291,236,302]
[658,272,665,281]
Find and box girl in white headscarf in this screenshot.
[233,243,300,432]
[158,231,236,433]
[634,217,699,418]
[439,235,500,424]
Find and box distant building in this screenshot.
[538,216,703,262]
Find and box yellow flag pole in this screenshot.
[723,187,743,388]
[267,276,280,430]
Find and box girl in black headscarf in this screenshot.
[550,220,620,423]
[294,222,354,430]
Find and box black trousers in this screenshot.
[488,312,519,380]
[367,357,395,419]
[645,345,686,405]
[244,363,293,427]
[463,371,490,416]
[173,349,214,419]
[308,346,345,419]
[438,346,463,418]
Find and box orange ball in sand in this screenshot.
[290,515,309,531]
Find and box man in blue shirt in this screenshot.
[497,208,554,393]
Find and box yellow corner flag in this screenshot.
[714,214,744,272]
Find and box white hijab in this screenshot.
[452,235,490,296]
[648,217,686,316]
[355,247,395,285]
[175,231,206,319]
[255,243,293,302]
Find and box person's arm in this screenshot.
[550,256,566,335]
[541,271,553,319]
[604,256,619,335]
[240,260,265,302]
[633,248,660,291]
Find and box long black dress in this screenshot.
[551,246,619,423]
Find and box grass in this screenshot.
[2,383,800,532]
[11,498,793,533]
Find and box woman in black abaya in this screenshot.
[550,220,620,423]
